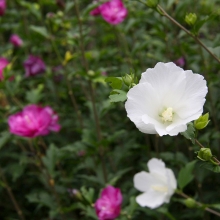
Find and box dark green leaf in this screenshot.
[197,160,220,173]
[178,160,197,190]
[181,122,195,144]
[109,89,127,102]
[105,77,123,90]
[30,25,50,38]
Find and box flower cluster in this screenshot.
[95,185,123,220]
[8,104,61,138]
[90,0,127,25]
[125,62,208,136]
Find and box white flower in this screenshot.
[125,62,208,136]
[134,158,177,209]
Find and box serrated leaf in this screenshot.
[178,160,197,190]
[109,89,127,102]
[30,25,50,38]
[181,122,195,144]
[197,160,220,173]
[105,77,123,90]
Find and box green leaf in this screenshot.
[30,25,50,38]
[208,46,220,58]
[26,88,43,104]
[109,89,127,102]
[209,204,220,211]
[197,160,220,173]
[42,144,58,178]
[0,132,11,150]
[181,122,195,144]
[80,186,95,204]
[178,160,197,190]
[105,77,123,89]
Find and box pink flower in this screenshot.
[91,0,127,25]
[8,104,61,138]
[174,57,185,68]
[0,0,6,16]
[0,57,9,80]
[95,186,122,220]
[10,34,23,47]
[23,55,46,77]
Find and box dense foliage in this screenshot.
[1,0,220,219]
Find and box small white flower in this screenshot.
[125,62,208,136]
[134,158,177,209]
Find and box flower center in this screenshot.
[161,107,173,123]
[152,185,168,193]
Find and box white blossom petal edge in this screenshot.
[134,158,177,209]
[125,62,208,136]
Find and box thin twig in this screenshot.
[176,190,220,217]
[0,167,26,220]
[156,5,220,64]
[74,0,108,183]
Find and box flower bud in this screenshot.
[122,74,133,87]
[184,198,197,208]
[197,148,212,161]
[67,189,82,200]
[194,113,210,130]
[88,70,95,76]
[185,13,197,26]
[146,0,158,8]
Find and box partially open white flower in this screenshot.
[125,62,208,136]
[134,158,177,209]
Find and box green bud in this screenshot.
[87,70,95,76]
[57,11,64,17]
[122,74,133,87]
[194,113,210,130]
[184,198,197,208]
[146,0,158,8]
[185,13,197,26]
[197,148,212,161]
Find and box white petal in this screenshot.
[136,189,167,209]
[134,171,158,192]
[166,168,177,191]
[140,62,186,108]
[166,124,187,136]
[147,158,167,176]
[175,70,208,119]
[125,82,160,134]
[164,168,177,203]
[142,114,167,136]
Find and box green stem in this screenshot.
[176,190,220,217]
[74,0,108,183]
[156,4,220,64]
[0,167,26,220]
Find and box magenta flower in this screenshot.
[174,57,185,68]
[8,104,61,138]
[23,55,46,77]
[95,185,122,220]
[0,57,9,80]
[10,34,23,47]
[0,0,6,16]
[91,0,127,25]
